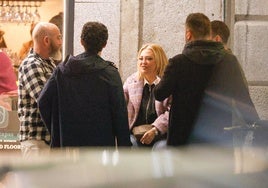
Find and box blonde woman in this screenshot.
[123,43,170,147]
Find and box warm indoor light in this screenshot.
[0,0,45,24]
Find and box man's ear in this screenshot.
[81,39,85,46]
[214,35,223,42]
[44,36,50,46]
[185,29,192,42]
[103,41,107,48]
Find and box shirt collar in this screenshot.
[31,49,56,67]
[144,76,160,86]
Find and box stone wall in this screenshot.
[121,0,223,80]
[234,0,268,119]
[73,0,120,64]
[73,0,223,80]
[72,0,268,120]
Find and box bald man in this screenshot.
[18,22,62,157]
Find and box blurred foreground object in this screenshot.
[0,146,268,187]
[225,119,268,173]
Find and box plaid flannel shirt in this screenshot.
[18,50,56,143]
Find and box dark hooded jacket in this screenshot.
[38,52,131,147]
[154,40,259,146]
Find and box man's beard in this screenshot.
[51,49,62,61]
[49,42,62,61]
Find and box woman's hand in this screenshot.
[140,128,156,145]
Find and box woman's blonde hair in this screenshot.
[137,43,168,80]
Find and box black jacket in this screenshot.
[154,40,259,146]
[38,52,131,147]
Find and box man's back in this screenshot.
[191,49,259,145]
[155,40,259,146]
[38,53,131,147]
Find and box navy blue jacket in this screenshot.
[38,52,131,147]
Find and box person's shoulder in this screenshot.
[20,53,43,70]
[0,51,10,63]
[170,53,186,62]
[0,51,7,57]
[25,54,42,65]
[125,72,138,82]
[168,54,188,67]
[106,60,118,69]
[222,51,239,64]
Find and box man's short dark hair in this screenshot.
[186,13,211,40]
[211,20,230,44]
[81,22,108,54]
